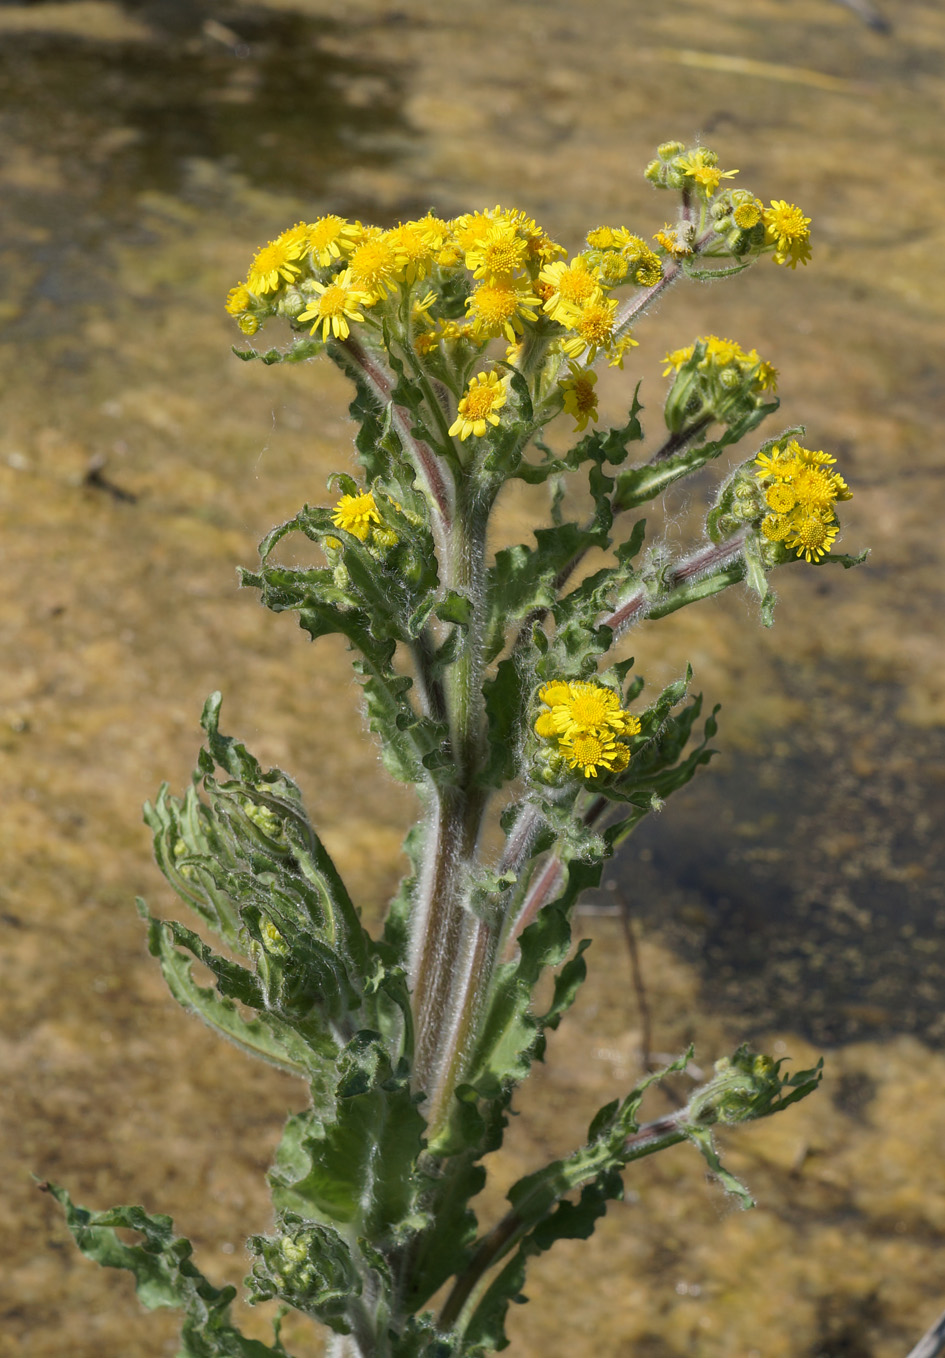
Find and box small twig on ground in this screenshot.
[619,897,655,1074]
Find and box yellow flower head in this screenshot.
[586,226,626,251]
[346,233,401,302]
[732,194,764,230]
[538,258,602,324]
[448,370,508,441]
[387,220,438,283]
[559,729,624,778]
[549,680,632,736]
[653,224,694,260]
[465,278,539,342]
[516,215,567,266]
[331,491,382,541]
[675,149,739,197]
[559,294,619,362]
[246,235,305,294]
[786,513,840,562]
[225,284,252,316]
[451,206,522,256]
[465,221,529,281]
[622,237,664,288]
[559,363,599,432]
[304,215,360,266]
[297,271,368,342]
[763,200,812,269]
[607,332,640,369]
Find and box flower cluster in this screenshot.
[755,439,852,562]
[533,680,641,778]
[646,141,811,269]
[663,334,777,392]
[662,334,778,434]
[226,150,812,451]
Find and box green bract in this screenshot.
[51,152,862,1358]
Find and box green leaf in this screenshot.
[435,591,474,627]
[511,391,644,486]
[481,657,525,787]
[270,1032,429,1246]
[232,337,324,366]
[45,1187,286,1356]
[820,548,869,569]
[139,900,323,1081]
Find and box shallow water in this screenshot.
[2,2,945,1355]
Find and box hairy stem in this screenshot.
[602,527,749,638]
[408,482,498,1142]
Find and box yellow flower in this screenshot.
[465,278,539,342]
[436,241,464,269]
[225,284,252,316]
[763,200,812,269]
[586,226,626,250]
[753,358,778,391]
[346,233,401,302]
[754,447,793,479]
[732,195,764,230]
[590,251,630,286]
[607,333,640,369]
[246,235,304,294]
[538,258,602,324]
[537,679,572,707]
[534,710,558,739]
[662,345,694,376]
[559,294,619,361]
[410,290,438,334]
[387,220,437,283]
[331,491,382,541]
[558,363,599,431]
[791,463,837,513]
[304,215,361,267]
[547,680,632,737]
[297,271,368,341]
[623,238,663,287]
[448,370,508,440]
[451,205,522,256]
[413,213,451,251]
[785,513,839,562]
[765,482,798,514]
[761,514,791,542]
[676,149,738,196]
[465,221,529,281]
[559,729,625,778]
[517,216,567,266]
[414,332,439,357]
[653,225,694,260]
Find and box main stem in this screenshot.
[408,479,497,1143]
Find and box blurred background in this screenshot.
[2,1,944,1354]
